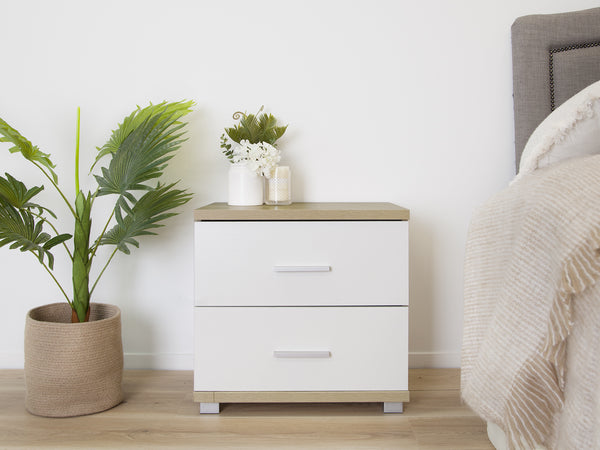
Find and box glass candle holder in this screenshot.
[265,166,292,205]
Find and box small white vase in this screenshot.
[228,163,264,206]
[265,165,292,205]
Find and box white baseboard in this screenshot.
[124,353,194,370]
[0,353,24,369]
[0,352,195,371]
[409,351,460,369]
[2,351,459,370]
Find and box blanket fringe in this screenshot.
[504,225,600,449]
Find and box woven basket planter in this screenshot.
[24,302,124,417]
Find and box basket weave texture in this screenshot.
[24,302,123,417]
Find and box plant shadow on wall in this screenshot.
[0,101,194,417]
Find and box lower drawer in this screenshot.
[194,306,408,392]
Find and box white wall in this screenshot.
[1,0,597,369]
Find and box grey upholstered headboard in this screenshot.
[511,7,600,170]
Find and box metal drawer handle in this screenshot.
[273,351,331,359]
[273,265,331,273]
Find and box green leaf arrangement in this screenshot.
[220,106,287,161]
[0,101,194,322]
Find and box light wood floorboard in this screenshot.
[0,368,492,449]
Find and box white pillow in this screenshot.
[518,79,600,177]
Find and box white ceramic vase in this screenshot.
[228,163,264,206]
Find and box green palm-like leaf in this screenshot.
[0,173,57,218]
[0,118,58,182]
[99,182,192,255]
[260,114,287,145]
[94,101,193,220]
[223,109,287,146]
[93,100,194,169]
[0,201,71,270]
[224,112,260,144]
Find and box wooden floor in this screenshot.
[0,369,493,449]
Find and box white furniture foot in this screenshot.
[383,402,404,413]
[199,402,220,414]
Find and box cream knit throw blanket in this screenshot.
[462,154,600,450]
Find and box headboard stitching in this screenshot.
[549,42,600,110]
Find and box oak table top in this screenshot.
[194,202,410,221]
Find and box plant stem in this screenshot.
[89,208,115,261]
[89,246,118,296]
[75,107,80,195]
[87,192,117,294]
[31,161,77,218]
[72,191,92,321]
[34,251,72,307]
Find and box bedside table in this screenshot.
[193,202,410,414]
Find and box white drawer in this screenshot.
[194,221,408,306]
[193,306,408,392]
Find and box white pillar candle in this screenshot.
[266,166,291,205]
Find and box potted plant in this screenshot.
[220,106,287,205]
[0,100,193,417]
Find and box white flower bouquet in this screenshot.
[230,139,280,178]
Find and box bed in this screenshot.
[461,7,600,450]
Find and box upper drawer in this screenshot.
[194,221,408,306]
